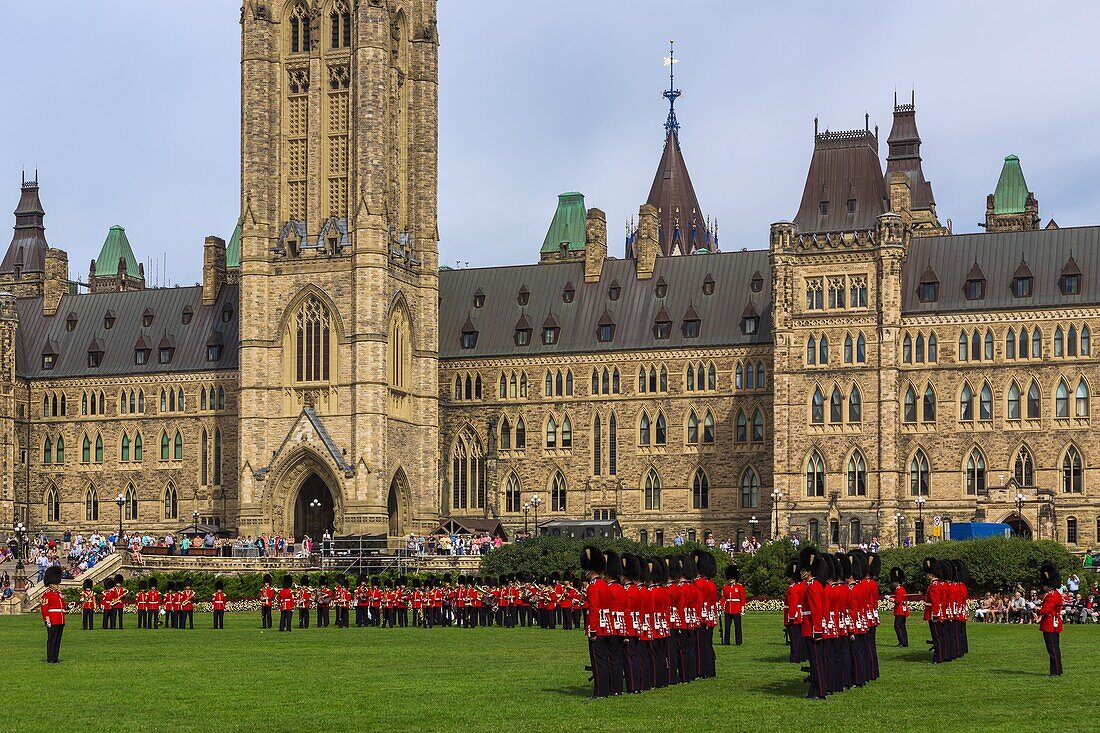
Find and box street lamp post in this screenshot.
[530,494,543,536]
[309,498,321,541]
[522,502,530,535]
[13,522,26,591]
[115,492,125,547]
[770,489,782,540]
[895,512,905,547]
[748,515,759,541]
[1015,492,1025,537]
[915,496,926,544]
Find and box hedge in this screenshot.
[62,571,327,605]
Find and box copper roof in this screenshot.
[644,129,713,256]
[793,126,888,234]
[885,100,936,210]
[1,179,49,274]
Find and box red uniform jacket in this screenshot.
[260,586,275,608]
[298,588,312,609]
[722,582,746,615]
[81,590,96,610]
[41,590,66,626]
[802,579,826,640]
[585,578,608,636]
[112,586,126,610]
[1038,590,1064,633]
[147,589,161,610]
[893,587,909,617]
[784,581,804,625]
[180,590,194,611]
[212,591,227,611]
[277,587,295,612]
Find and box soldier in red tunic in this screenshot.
[1038,563,1064,676]
[41,566,66,663]
[691,550,718,678]
[316,576,331,628]
[112,574,127,629]
[100,576,114,629]
[180,578,195,629]
[80,579,96,630]
[580,545,611,698]
[890,567,909,647]
[297,575,312,628]
[800,547,829,699]
[721,564,746,646]
[212,579,227,629]
[784,558,805,662]
[277,574,295,632]
[259,573,275,629]
[146,578,162,629]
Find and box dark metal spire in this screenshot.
[663,40,681,134]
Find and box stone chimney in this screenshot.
[42,248,68,316]
[202,235,227,305]
[584,208,607,283]
[634,204,659,280]
[889,171,912,228]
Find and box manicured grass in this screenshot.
[0,613,1092,732]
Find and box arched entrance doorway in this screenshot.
[1005,516,1032,539]
[294,474,336,542]
[388,471,408,538]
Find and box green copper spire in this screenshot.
[226,223,241,268]
[993,154,1029,215]
[94,225,140,276]
[540,192,587,255]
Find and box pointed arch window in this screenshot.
[1027,380,1041,419]
[829,386,843,423]
[903,385,917,423]
[160,432,170,461]
[655,411,667,445]
[289,1,312,53]
[46,486,60,522]
[388,302,412,398]
[173,431,183,460]
[686,365,696,392]
[1055,326,1065,357]
[592,415,602,475]
[213,428,222,485]
[1056,379,1070,418]
[55,436,64,464]
[1069,325,1079,356]
[806,451,826,497]
[928,333,938,362]
[493,472,517,514]
[705,411,717,443]
[848,386,862,423]
[709,363,717,390]
[984,329,994,360]
[819,334,829,364]
[960,383,974,421]
[330,0,352,49]
[811,387,825,424]
[958,332,968,362]
[133,433,143,462]
[1014,447,1034,487]
[691,469,710,509]
[551,471,567,512]
[561,416,573,448]
[201,428,210,485]
[294,295,334,383]
[42,436,52,465]
[659,366,667,393]
[608,413,617,475]
[644,469,662,510]
[847,451,867,496]
[923,385,937,422]
[1082,325,1091,356]
[687,410,699,444]
[910,450,930,496]
[966,448,986,495]
[844,334,854,364]
[85,485,99,522]
[903,333,912,363]
[1006,329,1017,359]
[93,434,103,463]
[546,417,557,449]
[806,336,816,365]
[124,484,138,521]
[741,467,760,508]
[916,333,925,362]
[1063,446,1083,493]
[1008,381,1021,420]
[515,417,526,449]
[163,483,178,520]
[1032,328,1042,359]
[121,434,130,462]
[499,416,511,450]
[450,428,486,510]
[1076,380,1090,417]
[980,382,993,420]
[736,409,748,443]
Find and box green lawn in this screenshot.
[0,613,1091,732]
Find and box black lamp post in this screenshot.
[114,492,125,545]
[748,515,759,541]
[530,494,543,535]
[13,522,26,591]
[770,489,781,540]
[309,498,321,540]
[1015,492,1025,537]
[522,502,530,535]
[915,496,926,545]
[895,511,904,547]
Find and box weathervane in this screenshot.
[662,40,681,133]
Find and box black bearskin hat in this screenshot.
[183,577,191,588]
[104,576,115,590]
[603,549,621,579]
[785,557,800,581]
[952,559,970,586]
[848,550,867,580]
[798,546,818,576]
[411,578,421,588]
[337,575,347,588]
[114,573,124,585]
[138,579,147,591]
[938,560,955,582]
[867,552,882,579]
[282,574,293,589]
[1040,563,1060,589]
[679,553,697,580]
[215,579,225,591]
[550,571,561,582]
[148,577,158,589]
[442,573,452,584]
[889,567,905,584]
[580,545,606,574]
[43,565,63,586]
[621,553,642,582]
[371,576,380,587]
[319,575,329,586]
[638,558,651,584]
[694,550,717,579]
[725,563,740,581]
[83,578,93,590]
[837,553,853,580]
[810,553,829,582]
[301,575,311,586]
[385,579,393,589]
[263,573,273,585]
[922,557,939,577]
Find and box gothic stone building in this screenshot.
[2,3,1098,552]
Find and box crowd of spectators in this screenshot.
[974,574,1099,624]
[404,533,501,556]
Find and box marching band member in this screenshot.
[212,579,227,629]
[41,566,66,663]
[81,578,96,630]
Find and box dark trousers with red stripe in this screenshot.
[805,638,827,698]
[929,621,942,662]
[676,629,698,683]
[894,615,908,646]
[849,635,864,687]
[639,640,654,690]
[1043,631,1062,676]
[825,637,844,693]
[589,636,611,698]
[45,624,64,663]
[699,624,716,677]
[788,624,806,662]
[607,636,625,694]
[624,638,644,693]
[652,637,670,688]
[868,626,879,679]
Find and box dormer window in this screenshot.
[597,312,615,343]
[964,262,985,300]
[542,313,560,345]
[819,201,829,216]
[562,282,575,303]
[514,316,531,346]
[460,316,479,350]
[221,305,234,323]
[158,347,174,364]
[103,311,116,330]
[654,277,667,299]
[846,198,856,214]
[206,344,223,362]
[41,352,56,370]
[135,348,149,365]
[702,274,715,296]
[1061,256,1082,295]
[750,271,763,293]
[653,307,671,340]
[1013,259,1034,298]
[181,305,193,325]
[918,265,939,303]
[608,280,621,301]
[682,306,701,339]
[473,287,485,309]
[517,285,530,307]
[143,308,154,328]
[88,350,102,368]
[741,302,759,335]
[65,313,77,332]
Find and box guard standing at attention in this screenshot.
[277,575,295,632]
[147,578,162,629]
[80,579,96,630]
[580,544,611,698]
[135,580,147,629]
[317,576,332,628]
[890,567,908,647]
[180,578,195,629]
[298,575,313,628]
[212,580,227,629]
[1037,563,1064,676]
[784,558,805,663]
[260,573,275,629]
[721,564,746,646]
[100,576,114,629]
[112,574,127,629]
[41,565,66,663]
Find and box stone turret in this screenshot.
[984,154,1040,233]
[583,208,606,283]
[634,204,659,280]
[203,235,227,305]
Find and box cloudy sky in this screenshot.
[3,1,1099,282]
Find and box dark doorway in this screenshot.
[1005,516,1032,539]
[294,474,335,542]
[388,473,406,537]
